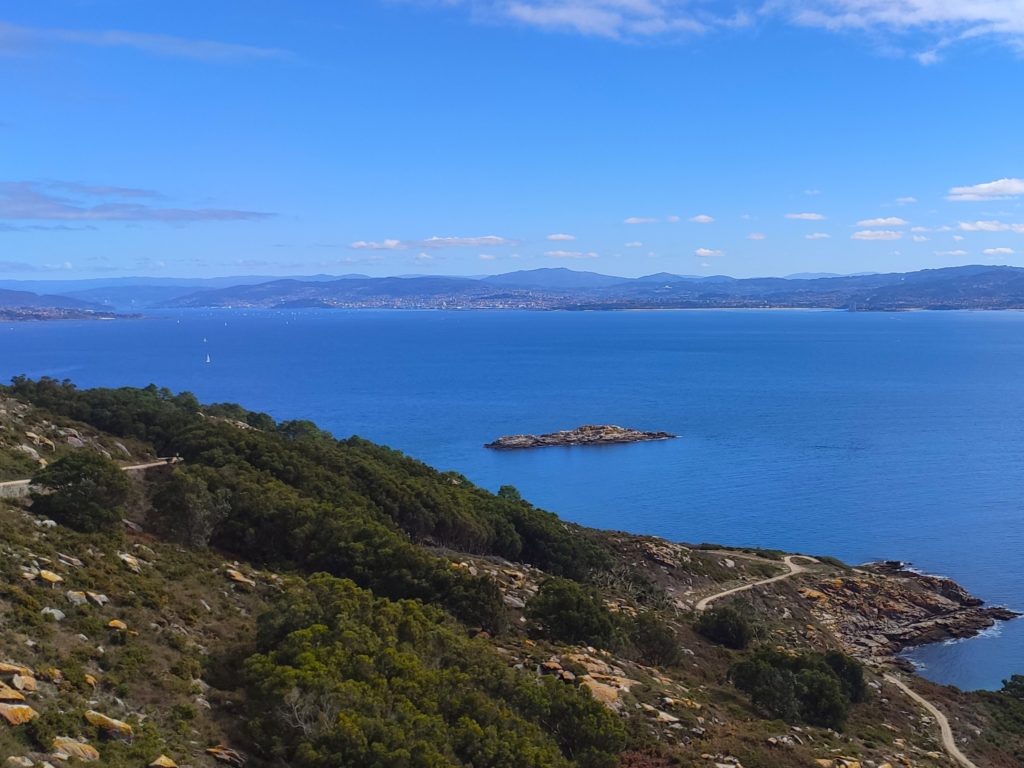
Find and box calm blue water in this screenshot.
[2,309,1022,690]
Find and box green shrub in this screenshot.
[628,612,682,667]
[730,648,864,729]
[525,578,617,646]
[695,605,754,650]
[31,451,131,533]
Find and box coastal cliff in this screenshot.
[486,424,676,450]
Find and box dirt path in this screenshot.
[695,554,817,611]
[884,674,978,768]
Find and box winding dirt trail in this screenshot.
[695,554,817,611]
[884,674,978,768]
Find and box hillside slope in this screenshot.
[0,381,1021,767]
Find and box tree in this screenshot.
[695,605,754,650]
[525,578,617,646]
[31,451,131,532]
[1002,674,1024,700]
[149,466,230,548]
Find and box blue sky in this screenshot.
[1,1,1023,279]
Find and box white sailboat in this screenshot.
[205,353,211,364]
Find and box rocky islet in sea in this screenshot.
[485,424,677,450]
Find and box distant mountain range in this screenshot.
[4,265,1024,313]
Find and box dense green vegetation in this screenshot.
[30,451,132,533]
[525,577,617,646]
[695,604,755,650]
[245,574,626,768]
[730,648,866,729]
[8,377,612,629]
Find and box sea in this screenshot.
[2,308,1021,691]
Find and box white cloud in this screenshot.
[952,234,965,241]
[911,226,930,233]
[479,253,497,261]
[694,247,723,257]
[948,178,1024,201]
[747,232,766,240]
[804,189,821,196]
[913,235,929,242]
[935,249,969,257]
[784,3,1024,57]
[419,235,517,248]
[415,2,1024,54]
[546,233,576,241]
[896,196,918,205]
[624,241,643,247]
[805,232,831,240]
[689,214,714,224]
[351,239,404,250]
[414,253,434,263]
[786,212,825,221]
[351,234,517,250]
[959,220,1024,233]
[857,216,908,227]
[983,247,1016,255]
[624,216,658,224]
[852,230,903,241]
[546,250,598,259]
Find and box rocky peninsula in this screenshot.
[485,424,676,450]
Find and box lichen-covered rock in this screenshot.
[52,736,100,761]
[0,703,38,725]
[84,709,134,740]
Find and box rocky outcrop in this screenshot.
[801,562,1019,658]
[486,424,676,450]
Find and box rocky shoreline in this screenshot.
[801,560,1019,661]
[485,424,676,450]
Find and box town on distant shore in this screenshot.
[5,263,1024,316]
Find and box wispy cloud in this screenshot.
[689,214,714,223]
[0,180,272,223]
[896,196,918,205]
[935,249,969,257]
[0,259,75,272]
[959,220,1024,233]
[747,232,766,240]
[852,230,903,241]
[0,21,288,61]
[546,249,598,259]
[411,1,1024,54]
[805,232,831,240]
[857,216,908,227]
[624,241,643,247]
[983,247,1016,255]
[786,212,825,221]
[546,232,576,241]
[695,247,723,257]
[351,235,518,250]
[624,216,659,224]
[948,178,1024,201]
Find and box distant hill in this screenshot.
[157,264,1024,311]
[481,268,630,290]
[0,288,99,310]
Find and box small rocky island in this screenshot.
[485,424,676,450]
